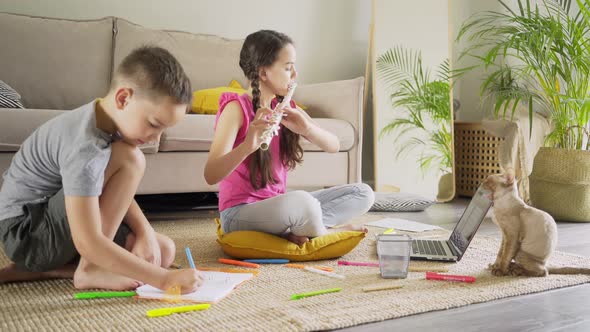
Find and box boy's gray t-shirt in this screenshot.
[0,100,114,220]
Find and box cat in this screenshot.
[482,170,590,277]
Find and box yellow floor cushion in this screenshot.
[215,218,365,262]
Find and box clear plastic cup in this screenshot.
[376,234,412,279]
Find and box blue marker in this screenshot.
[185,247,196,269]
[243,259,290,264]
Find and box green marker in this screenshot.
[74,291,137,299]
[291,287,342,300]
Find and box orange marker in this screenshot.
[198,267,260,276]
[218,258,259,268]
[285,264,334,272]
[164,285,181,303]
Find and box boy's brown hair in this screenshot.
[111,45,192,105]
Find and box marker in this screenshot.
[303,267,345,279]
[338,260,379,267]
[164,285,181,303]
[383,228,396,234]
[408,267,449,273]
[425,272,476,283]
[197,267,260,275]
[218,258,259,268]
[362,284,404,292]
[74,291,136,299]
[291,287,342,300]
[147,304,211,317]
[285,264,334,272]
[185,247,196,269]
[243,259,289,264]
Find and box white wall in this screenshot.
[450,0,504,122]
[450,0,580,122]
[0,0,371,85]
[372,0,449,199]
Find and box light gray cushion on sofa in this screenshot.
[0,108,158,154]
[370,192,435,212]
[113,18,247,91]
[0,13,113,110]
[159,115,355,152]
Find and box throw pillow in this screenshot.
[215,218,365,261]
[191,84,245,115]
[370,192,435,212]
[191,80,306,114]
[0,80,24,108]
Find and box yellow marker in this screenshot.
[164,285,181,303]
[147,304,211,317]
[383,228,396,234]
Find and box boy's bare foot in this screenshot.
[284,233,310,246]
[73,263,143,291]
[329,224,369,233]
[0,263,75,284]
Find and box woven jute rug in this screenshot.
[1,215,589,331]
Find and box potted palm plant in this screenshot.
[376,46,453,200]
[457,0,590,221]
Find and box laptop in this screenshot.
[410,186,492,262]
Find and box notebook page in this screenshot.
[136,271,254,303]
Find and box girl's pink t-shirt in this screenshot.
[214,92,293,211]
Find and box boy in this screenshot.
[0,46,203,293]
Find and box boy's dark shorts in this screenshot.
[0,189,131,272]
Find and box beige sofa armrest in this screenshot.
[293,77,365,183]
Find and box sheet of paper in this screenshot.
[366,218,443,232]
[136,271,253,303]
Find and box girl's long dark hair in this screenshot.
[239,30,303,190]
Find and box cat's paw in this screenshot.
[490,264,509,276]
[507,263,524,276]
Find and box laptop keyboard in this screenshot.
[413,240,446,256]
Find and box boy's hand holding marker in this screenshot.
[161,247,204,294]
[162,269,204,294]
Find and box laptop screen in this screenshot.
[449,187,493,259]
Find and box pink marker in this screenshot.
[425,272,476,283]
[338,260,379,267]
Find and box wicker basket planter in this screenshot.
[454,122,503,197]
[529,147,590,222]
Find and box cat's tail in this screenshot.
[548,267,590,275]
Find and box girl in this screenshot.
[204,30,374,245]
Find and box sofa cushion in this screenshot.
[192,85,246,115]
[0,13,113,110]
[191,80,307,115]
[113,18,247,92]
[0,108,158,154]
[159,114,355,152]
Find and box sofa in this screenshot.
[0,12,365,194]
